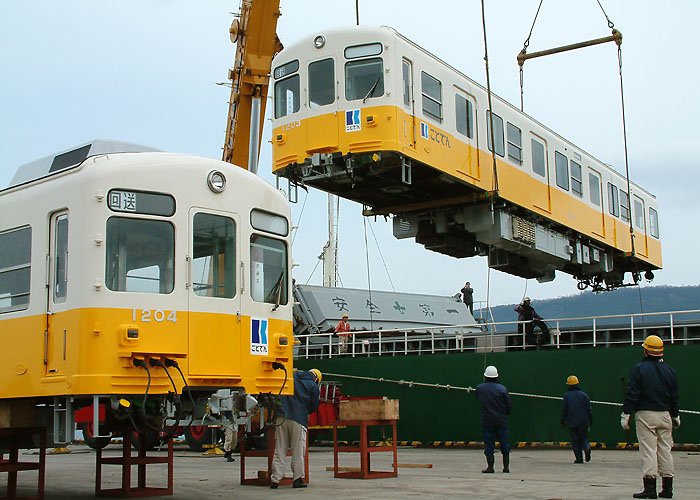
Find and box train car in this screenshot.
[0,140,293,444]
[269,26,660,290]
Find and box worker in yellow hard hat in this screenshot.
[560,375,592,464]
[621,335,680,498]
[335,313,351,355]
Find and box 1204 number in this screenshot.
[132,308,177,323]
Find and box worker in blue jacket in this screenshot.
[621,335,680,499]
[560,375,593,464]
[475,365,512,473]
[270,369,321,489]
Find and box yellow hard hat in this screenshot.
[342,313,349,318]
[309,368,322,383]
[642,335,664,356]
[566,375,579,385]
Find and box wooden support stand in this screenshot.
[0,427,46,500]
[239,426,309,486]
[95,431,173,498]
[333,419,398,479]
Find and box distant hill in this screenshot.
[486,285,700,324]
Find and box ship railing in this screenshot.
[293,309,700,359]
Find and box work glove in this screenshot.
[620,412,630,431]
[672,416,681,430]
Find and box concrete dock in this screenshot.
[3,443,699,499]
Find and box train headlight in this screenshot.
[313,35,326,49]
[207,170,226,193]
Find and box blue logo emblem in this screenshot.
[345,109,361,132]
[420,122,429,139]
[251,318,268,355]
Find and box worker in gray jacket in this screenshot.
[475,365,512,473]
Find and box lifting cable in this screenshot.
[368,220,396,292]
[323,371,700,416]
[479,0,499,196]
[362,215,375,331]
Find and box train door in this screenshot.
[187,209,241,377]
[632,195,648,257]
[588,169,605,237]
[530,134,551,212]
[306,57,339,152]
[402,58,417,146]
[46,211,69,376]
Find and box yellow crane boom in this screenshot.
[223,0,283,171]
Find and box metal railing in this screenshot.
[293,309,700,360]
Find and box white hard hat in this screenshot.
[484,365,499,378]
[523,297,531,302]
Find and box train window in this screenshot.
[402,60,412,108]
[192,213,235,298]
[53,214,68,302]
[345,43,382,59]
[105,217,174,294]
[620,190,630,222]
[345,58,384,101]
[507,123,522,164]
[486,111,505,156]
[455,94,473,138]
[649,207,659,238]
[250,234,288,306]
[555,151,569,190]
[589,171,601,206]
[0,226,31,313]
[273,60,299,80]
[274,75,300,118]
[108,189,175,217]
[421,72,442,121]
[531,139,546,177]
[607,183,620,217]
[308,58,335,107]
[251,209,288,236]
[570,161,583,197]
[633,197,645,230]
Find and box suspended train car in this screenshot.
[270,26,660,290]
[0,141,293,442]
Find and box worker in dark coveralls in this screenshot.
[461,282,474,316]
[560,375,593,464]
[475,365,512,473]
[271,369,321,489]
[514,297,549,348]
[621,335,680,499]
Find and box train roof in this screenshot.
[8,139,160,188]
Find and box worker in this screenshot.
[335,313,351,354]
[560,375,592,464]
[475,365,512,473]
[514,297,549,349]
[461,281,474,316]
[270,369,321,489]
[222,410,235,462]
[621,335,680,499]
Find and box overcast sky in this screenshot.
[1,1,698,307]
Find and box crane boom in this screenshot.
[223,0,283,171]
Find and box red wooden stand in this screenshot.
[239,426,309,486]
[95,431,173,497]
[333,419,398,479]
[0,427,46,500]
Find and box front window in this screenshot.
[421,72,442,121]
[250,234,288,305]
[308,58,335,108]
[555,151,569,190]
[274,75,300,118]
[105,217,174,294]
[193,213,235,298]
[345,58,384,101]
[0,226,31,313]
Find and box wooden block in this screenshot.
[339,398,399,420]
[0,399,38,428]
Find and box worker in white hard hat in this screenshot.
[475,365,512,473]
[560,375,593,464]
[514,297,549,349]
[621,335,679,498]
[270,369,321,489]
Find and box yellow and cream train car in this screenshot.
[0,140,293,440]
[270,26,660,290]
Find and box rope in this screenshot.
[362,216,374,331]
[290,188,309,247]
[596,0,615,29]
[368,220,396,292]
[519,0,544,111]
[479,0,499,195]
[616,40,636,260]
[322,371,700,416]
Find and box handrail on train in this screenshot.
[293,309,700,360]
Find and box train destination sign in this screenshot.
[107,189,175,216]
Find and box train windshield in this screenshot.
[345,58,384,101]
[105,217,174,294]
[249,234,287,306]
[274,74,300,118]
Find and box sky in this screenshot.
[1,0,698,308]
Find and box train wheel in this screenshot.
[131,430,161,451]
[183,425,213,451]
[80,422,111,449]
